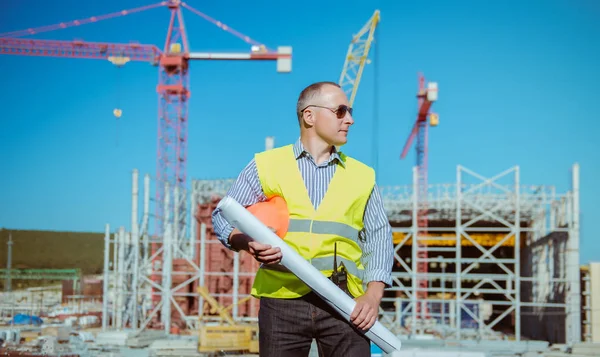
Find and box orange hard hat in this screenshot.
[246,196,289,239]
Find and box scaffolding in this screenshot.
[102,163,581,345]
[376,164,581,344]
[101,170,200,333]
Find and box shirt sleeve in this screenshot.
[211,158,267,250]
[360,183,394,287]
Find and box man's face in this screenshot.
[310,85,354,146]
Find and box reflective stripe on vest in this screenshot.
[287,218,361,246]
[260,256,365,281]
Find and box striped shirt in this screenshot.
[211,138,393,286]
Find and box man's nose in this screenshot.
[344,113,354,125]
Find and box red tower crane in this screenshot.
[400,73,438,322]
[0,0,292,241]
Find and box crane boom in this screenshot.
[0,38,290,63]
[0,37,162,62]
[339,9,380,106]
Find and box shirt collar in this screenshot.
[292,137,345,167]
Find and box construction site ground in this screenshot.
[2,323,600,357]
[1,285,598,357]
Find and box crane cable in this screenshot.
[110,56,127,147]
[0,2,164,38]
[372,23,380,175]
[114,64,121,147]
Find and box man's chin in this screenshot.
[334,139,348,147]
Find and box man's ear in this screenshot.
[303,108,316,127]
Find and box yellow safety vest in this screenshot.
[250,144,375,299]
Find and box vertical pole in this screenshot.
[233,252,239,320]
[199,223,206,318]
[117,227,126,329]
[112,231,118,328]
[583,269,591,342]
[131,231,140,330]
[411,166,418,335]
[441,261,446,328]
[131,170,140,330]
[132,169,139,235]
[566,163,582,344]
[102,224,110,331]
[5,233,13,322]
[371,31,379,175]
[395,298,402,331]
[190,188,197,260]
[515,166,521,341]
[162,182,172,333]
[142,173,150,321]
[162,223,173,334]
[456,166,462,340]
[5,233,12,292]
[143,174,150,262]
[174,185,180,258]
[550,187,556,231]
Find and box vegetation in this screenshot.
[0,228,107,275]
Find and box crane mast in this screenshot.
[339,10,380,106]
[400,73,438,328]
[0,0,291,332]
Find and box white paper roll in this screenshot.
[217,196,402,353]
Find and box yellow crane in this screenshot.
[339,9,381,106]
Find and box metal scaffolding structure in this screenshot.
[376,163,581,343]
[103,163,581,345]
[102,169,200,333]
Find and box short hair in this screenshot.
[296,81,341,121]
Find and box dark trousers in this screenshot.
[258,292,371,357]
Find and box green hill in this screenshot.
[0,228,107,276]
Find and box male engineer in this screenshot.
[212,81,394,357]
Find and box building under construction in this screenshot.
[100,159,582,346]
[0,1,592,355]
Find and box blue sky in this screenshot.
[0,0,598,264]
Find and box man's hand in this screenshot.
[247,241,281,264]
[228,227,282,265]
[350,282,385,330]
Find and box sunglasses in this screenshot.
[301,104,353,119]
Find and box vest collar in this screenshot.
[292,137,346,168]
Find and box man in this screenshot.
[212,81,394,357]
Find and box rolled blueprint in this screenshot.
[217,196,402,353]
